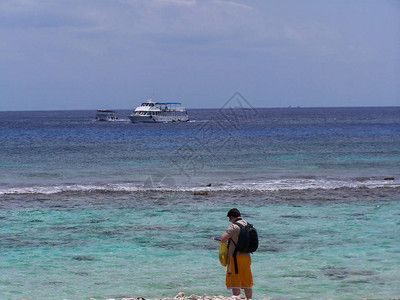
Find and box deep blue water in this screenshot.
[0,107,399,299]
[1,107,399,191]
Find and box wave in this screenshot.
[1,178,399,195]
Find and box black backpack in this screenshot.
[230,221,258,274]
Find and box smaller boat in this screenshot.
[95,109,118,121]
[129,98,189,123]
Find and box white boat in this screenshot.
[95,110,118,121]
[129,99,189,123]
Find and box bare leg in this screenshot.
[232,288,241,296]
[244,288,252,299]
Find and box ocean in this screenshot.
[1,104,399,300]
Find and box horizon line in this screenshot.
[1,105,400,113]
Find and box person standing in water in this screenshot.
[221,208,253,299]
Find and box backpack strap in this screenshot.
[234,221,245,228]
[229,238,239,274]
[230,222,245,274]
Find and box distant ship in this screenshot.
[128,98,189,123]
[95,109,118,121]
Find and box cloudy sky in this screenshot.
[1,0,399,110]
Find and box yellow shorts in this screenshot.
[226,255,253,289]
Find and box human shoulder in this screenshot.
[226,219,247,236]
[235,219,248,227]
[226,223,240,236]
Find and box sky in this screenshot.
[0,0,399,110]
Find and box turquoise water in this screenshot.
[1,189,399,299]
[1,107,400,299]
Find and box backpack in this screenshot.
[230,221,258,274]
[234,221,259,253]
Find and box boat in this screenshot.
[95,109,118,121]
[128,98,189,123]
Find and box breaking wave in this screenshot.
[1,178,399,196]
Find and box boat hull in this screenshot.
[129,115,189,123]
[96,110,118,121]
[96,116,117,121]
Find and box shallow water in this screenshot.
[1,107,399,299]
[1,189,399,299]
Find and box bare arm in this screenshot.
[221,233,230,243]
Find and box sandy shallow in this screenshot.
[89,292,269,300]
[88,293,391,300]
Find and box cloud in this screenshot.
[127,0,257,35]
[0,0,37,12]
[0,1,94,30]
[0,0,309,54]
[0,0,350,75]
[149,0,197,7]
[1,0,398,110]
[211,0,252,10]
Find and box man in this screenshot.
[221,208,253,299]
